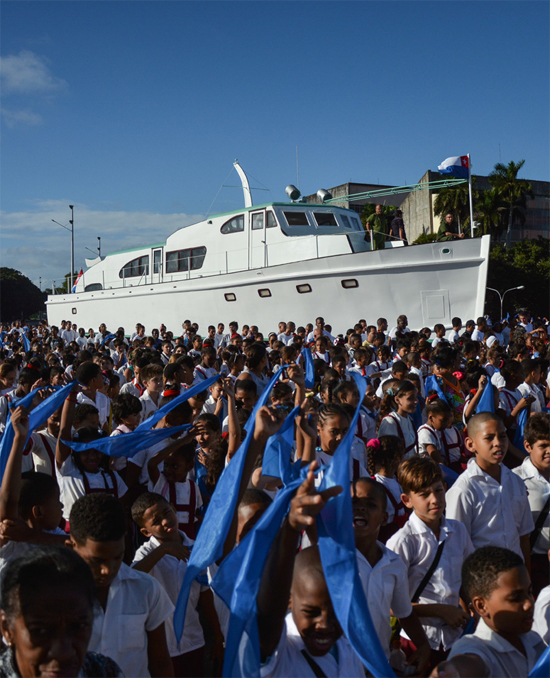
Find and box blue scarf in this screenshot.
[513,408,528,455]
[173,369,281,642]
[301,347,315,389]
[0,382,76,480]
[530,644,550,677]
[475,380,495,414]
[425,375,446,402]
[260,405,301,482]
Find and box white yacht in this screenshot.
[46,163,490,335]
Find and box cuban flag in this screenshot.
[71,269,83,293]
[438,155,469,179]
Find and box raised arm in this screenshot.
[224,378,241,461]
[0,406,30,523]
[56,384,79,469]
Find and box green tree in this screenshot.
[474,189,505,238]
[433,179,478,233]
[360,202,397,230]
[0,268,46,321]
[488,160,533,248]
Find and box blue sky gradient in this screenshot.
[2,1,548,286]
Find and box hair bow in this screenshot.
[367,439,381,451]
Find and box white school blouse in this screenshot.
[133,532,206,657]
[356,545,412,658]
[139,391,159,423]
[513,456,550,554]
[448,617,545,678]
[88,563,174,678]
[378,412,418,459]
[260,613,364,678]
[445,458,534,558]
[374,474,405,524]
[76,391,110,427]
[533,584,550,645]
[387,513,473,651]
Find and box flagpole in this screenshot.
[468,153,474,238]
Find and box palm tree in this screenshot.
[433,179,478,233]
[475,189,505,238]
[488,160,532,248]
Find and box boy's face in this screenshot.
[162,452,193,484]
[210,383,223,401]
[121,412,141,430]
[204,352,216,367]
[474,565,534,636]
[333,361,346,377]
[465,419,508,468]
[291,573,342,656]
[72,537,125,589]
[140,500,179,541]
[525,438,550,473]
[236,388,256,411]
[145,375,164,394]
[402,480,445,524]
[351,481,387,542]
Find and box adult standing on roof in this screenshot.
[365,204,387,251]
[390,209,408,246]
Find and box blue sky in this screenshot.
[2,1,548,287]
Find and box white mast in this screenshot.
[468,153,474,238]
[233,160,253,208]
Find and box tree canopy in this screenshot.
[0,268,46,322]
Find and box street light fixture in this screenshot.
[487,285,525,320]
[51,204,75,291]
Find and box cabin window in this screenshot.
[258,288,271,298]
[119,255,149,279]
[314,212,337,227]
[266,211,277,228]
[351,217,362,230]
[284,211,310,227]
[224,293,236,302]
[166,247,207,273]
[85,283,103,292]
[341,279,359,289]
[340,215,351,229]
[221,215,244,234]
[296,284,312,294]
[251,213,264,230]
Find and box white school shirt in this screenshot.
[379,412,418,459]
[356,406,377,443]
[374,474,405,524]
[88,562,174,678]
[76,391,110,427]
[151,475,203,528]
[448,617,545,678]
[29,430,57,476]
[193,365,218,384]
[447,329,460,343]
[498,387,522,424]
[513,456,550,554]
[518,381,544,413]
[57,456,127,521]
[388,325,411,340]
[387,513,473,650]
[533,585,550,645]
[491,370,505,390]
[442,426,462,463]
[139,390,160,422]
[76,335,88,350]
[315,447,368,485]
[417,423,443,458]
[277,332,295,346]
[306,329,335,344]
[409,365,425,398]
[132,532,205,656]
[356,545,412,658]
[0,527,66,576]
[365,360,390,378]
[128,437,172,487]
[445,458,534,558]
[109,423,133,471]
[260,612,364,678]
[120,378,145,398]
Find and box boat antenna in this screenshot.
[205,165,236,218]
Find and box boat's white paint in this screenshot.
[46,195,490,334]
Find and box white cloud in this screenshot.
[0,200,204,288]
[1,107,43,128]
[0,50,67,94]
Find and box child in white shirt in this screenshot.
[378,380,418,458]
[139,363,164,422]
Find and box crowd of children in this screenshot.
[0,309,548,677]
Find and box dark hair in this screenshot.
[433,346,456,369]
[19,472,59,520]
[366,435,405,477]
[70,493,126,544]
[235,379,257,397]
[269,382,293,402]
[318,402,350,427]
[379,379,417,419]
[392,360,408,374]
[352,477,387,511]
[500,360,523,383]
[333,380,359,403]
[239,488,272,510]
[73,404,99,428]
[244,343,267,369]
[425,396,451,417]
[111,393,142,424]
[195,412,221,433]
[163,363,184,381]
[75,361,101,386]
[524,412,550,447]
[1,546,95,626]
[462,546,524,600]
[131,491,170,527]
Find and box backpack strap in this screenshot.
[411,540,446,603]
[300,651,328,678]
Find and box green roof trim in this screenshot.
[106,242,166,258]
[205,202,360,220]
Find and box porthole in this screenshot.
[296,284,312,294]
[225,293,237,302]
[442,248,450,254]
[341,279,358,289]
[72,308,77,314]
[258,289,272,298]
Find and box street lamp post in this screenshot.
[51,205,75,291]
[487,285,525,320]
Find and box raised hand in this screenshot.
[10,406,29,439]
[288,461,341,532]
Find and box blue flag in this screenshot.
[261,405,301,482]
[513,408,528,455]
[316,373,394,677]
[100,333,116,347]
[530,644,550,677]
[475,380,495,414]
[22,333,31,353]
[425,375,446,402]
[174,369,282,642]
[301,347,315,389]
[0,382,76,480]
[136,374,220,431]
[62,424,191,458]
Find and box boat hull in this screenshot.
[46,236,490,335]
